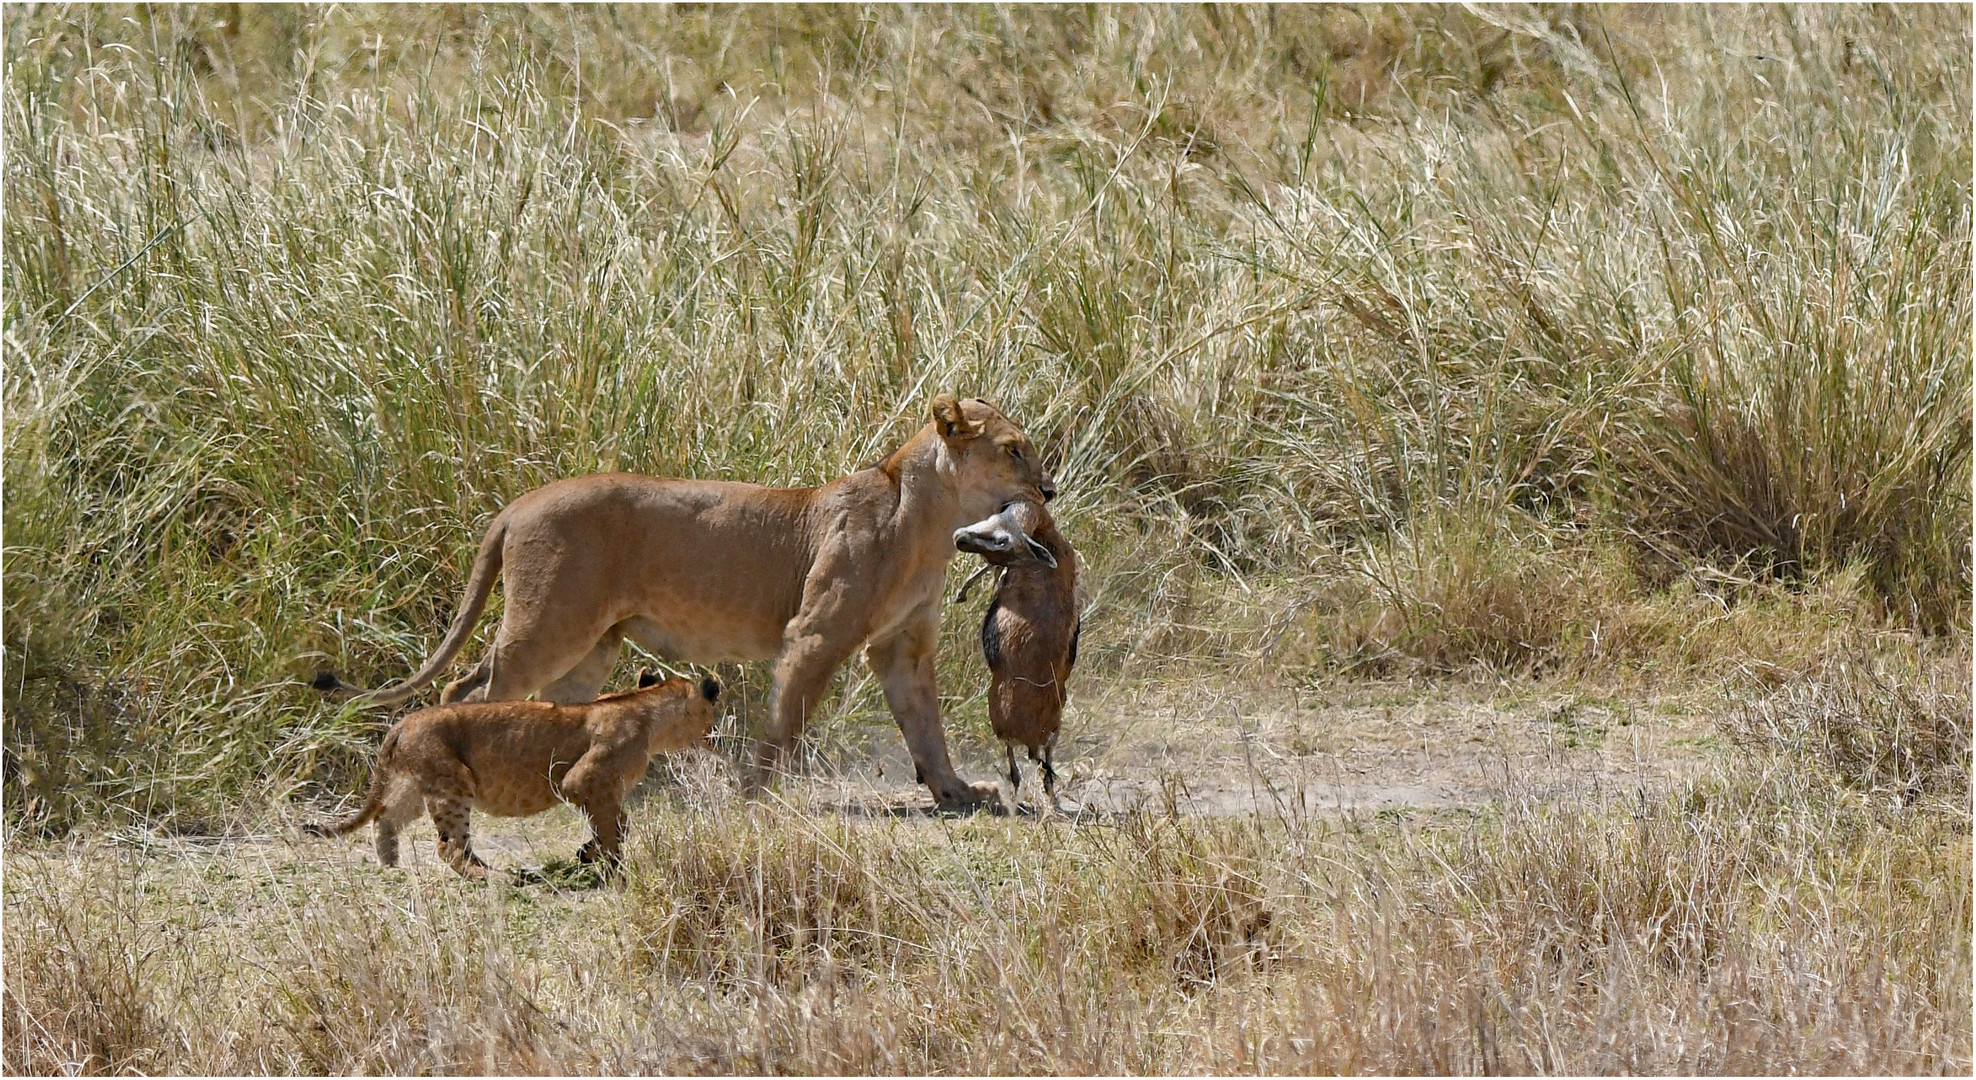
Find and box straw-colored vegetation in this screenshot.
[4,4,1968,1074]
[6,737,1970,1074]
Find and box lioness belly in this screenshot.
[505,475,812,664]
[622,613,783,665]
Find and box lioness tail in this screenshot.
[309,512,509,705]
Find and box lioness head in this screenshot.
[627,669,722,751]
[954,500,1058,568]
[931,393,1056,520]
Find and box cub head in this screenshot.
[631,669,722,751]
[931,393,1056,521]
[953,500,1059,568]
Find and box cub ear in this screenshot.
[932,392,983,441]
[699,676,721,703]
[637,669,661,689]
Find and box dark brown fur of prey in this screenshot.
[967,502,1078,802]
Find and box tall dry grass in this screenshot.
[1728,640,1971,806]
[4,4,1966,831]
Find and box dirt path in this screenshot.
[801,679,1726,818]
[90,679,1730,873]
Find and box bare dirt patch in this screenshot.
[798,678,1728,820]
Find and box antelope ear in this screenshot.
[637,669,661,689]
[1024,536,1059,569]
[932,393,983,441]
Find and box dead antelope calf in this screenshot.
[953,500,1079,806]
[308,671,719,878]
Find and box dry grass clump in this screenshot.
[2,848,600,1074]
[1337,511,1630,674]
[1611,160,1973,633]
[619,791,1273,995]
[1727,641,1972,805]
[0,863,164,1074]
[1279,518,1922,684]
[622,797,937,986]
[1288,777,1969,1074]
[1100,815,1273,985]
[6,759,1968,1075]
[246,902,566,1075]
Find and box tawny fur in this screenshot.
[955,501,1079,803]
[312,393,1056,810]
[308,672,719,878]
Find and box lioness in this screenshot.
[309,670,720,878]
[315,393,1055,809]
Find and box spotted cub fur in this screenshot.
[309,671,719,877]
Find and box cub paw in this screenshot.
[934,781,1001,813]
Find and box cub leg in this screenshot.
[426,790,490,880]
[564,746,638,872]
[373,779,424,867]
[573,802,629,872]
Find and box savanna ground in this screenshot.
[2,4,1970,1074]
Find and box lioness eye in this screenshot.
[1007,445,1023,461]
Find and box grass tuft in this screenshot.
[1728,642,1972,804]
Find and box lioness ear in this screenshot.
[637,669,660,689]
[932,392,983,441]
[699,676,720,703]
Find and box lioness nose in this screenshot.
[1040,478,1057,502]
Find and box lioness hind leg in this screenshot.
[753,635,860,791]
[477,620,621,704]
[440,654,493,704]
[536,624,627,705]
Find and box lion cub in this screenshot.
[310,671,719,878]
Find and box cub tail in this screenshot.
[303,728,401,837]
